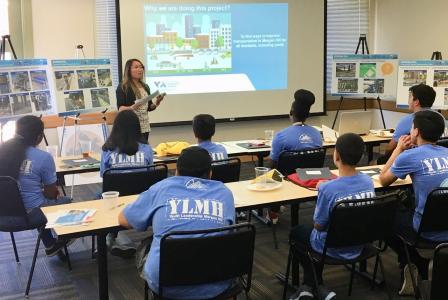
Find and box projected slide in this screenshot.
[144,3,288,94]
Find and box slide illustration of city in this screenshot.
[144,4,288,94]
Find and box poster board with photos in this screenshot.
[51,59,115,116]
[397,60,448,109]
[331,54,398,100]
[0,59,55,121]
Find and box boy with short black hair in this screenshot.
[379,110,448,295]
[118,146,235,299]
[379,84,436,163]
[289,133,375,300]
[193,114,228,161]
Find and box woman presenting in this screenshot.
[116,58,164,142]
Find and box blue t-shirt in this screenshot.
[310,173,375,260]
[270,124,322,161]
[198,141,228,161]
[19,147,57,210]
[393,114,414,142]
[123,176,235,299]
[100,143,153,177]
[390,144,448,241]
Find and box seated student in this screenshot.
[100,110,154,257]
[379,110,448,295]
[289,133,375,300]
[378,84,436,164]
[118,146,235,299]
[0,116,71,258]
[100,110,153,176]
[193,114,228,161]
[269,89,323,222]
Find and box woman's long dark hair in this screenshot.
[0,116,44,179]
[102,110,145,155]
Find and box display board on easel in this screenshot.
[397,60,448,109]
[0,59,56,119]
[331,54,398,99]
[51,59,115,116]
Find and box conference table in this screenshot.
[54,134,392,174]
[42,165,410,300]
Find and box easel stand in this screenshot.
[431,51,443,60]
[332,34,387,130]
[0,35,17,60]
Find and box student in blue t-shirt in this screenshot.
[377,84,436,164]
[118,146,235,299]
[100,110,153,257]
[193,114,228,161]
[379,110,448,295]
[0,116,72,259]
[269,89,323,223]
[289,133,374,300]
[100,110,153,177]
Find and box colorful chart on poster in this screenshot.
[51,59,115,116]
[0,59,55,120]
[397,60,448,109]
[331,54,398,100]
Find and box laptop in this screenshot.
[338,111,373,135]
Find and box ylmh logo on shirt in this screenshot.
[421,157,448,175]
[299,134,313,144]
[110,152,145,167]
[167,197,224,222]
[336,190,375,206]
[185,178,207,190]
[20,160,33,175]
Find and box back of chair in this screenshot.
[436,138,448,148]
[277,148,326,176]
[211,157,241,183]
[419,188,448,234]
[0,176,27,218]
[431,243,448,300]
[103,163,168,196]
[324,192,400,251]
[159,223,256,297]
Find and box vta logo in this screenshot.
[154,81,167,88]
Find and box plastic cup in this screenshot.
[255,167,270,188]
[80,140,92,158]
[264,130,274,142]
[45,145,58,158]
[102,191,119,210]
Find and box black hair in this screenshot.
[176,146,212,179]
[0,115,44,179]
[193,114,215,141]
[409,84,436,108]
[335,133,365,166]
[413,110,445,142]
[102,110,145,155]
[291,89,315,122]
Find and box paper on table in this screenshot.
[306,170,322,175]
[134,90,160,105]
[45,209,96,228]
[360,170,377,174]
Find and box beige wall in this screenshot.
[31,0,95,59]
[374,0,448,59]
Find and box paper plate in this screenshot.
[247,181,282,191]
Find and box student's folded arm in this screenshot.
[43,182,59,199]
[384,139,397,153]
[118,211,132,229]
[379,169,397,187]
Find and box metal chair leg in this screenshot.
[371,254,380,290]
[403,243,420,300]
[64,245,72,271]
[272,223,279,249]
[377,254,392,300]
[10,232,20,262]
[91,235,96,259]
[283,246,293,300]
[348,263,355,296]
[25,230,42,297]
[308,254,323,300]
[144,281,149,300]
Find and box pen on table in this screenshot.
[111,203,125,210]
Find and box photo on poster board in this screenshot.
[331,54,398,99]
[397,60,448,109]
[51,59,115,116]
[0,59,55,122]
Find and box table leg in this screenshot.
[367,144,374,163]
[257,154,264,167]
[97,233,109,300]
